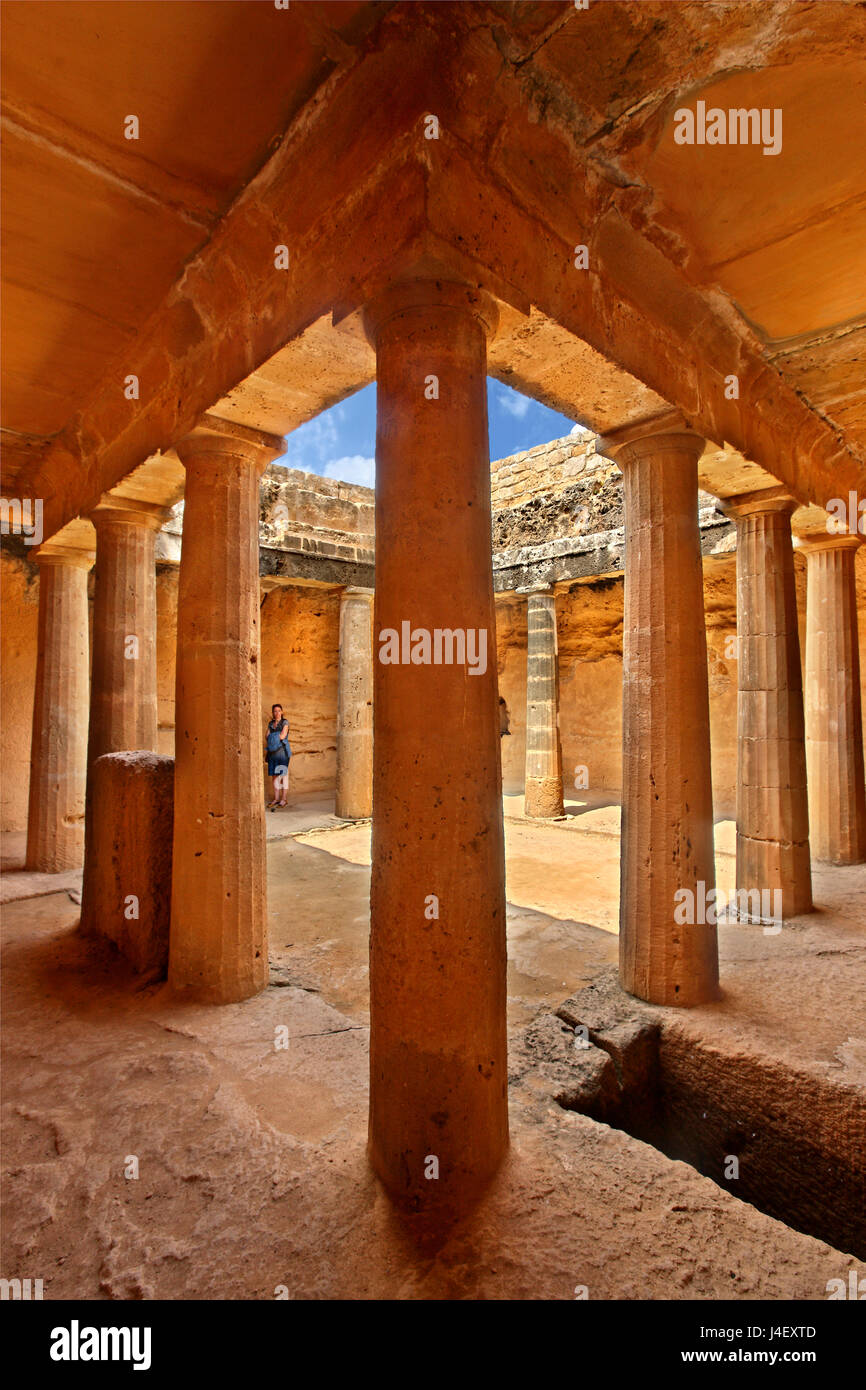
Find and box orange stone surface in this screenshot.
[168,417,284,1004]
[603,417,719,1007]
[364,278,508,1208]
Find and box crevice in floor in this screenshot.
[543,976,866,1260]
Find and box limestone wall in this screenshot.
[154,570,341,796]
[260,584,340,794]
[490,433,598,510]
[261,466,374,540]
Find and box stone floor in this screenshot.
[1,795,863,1300]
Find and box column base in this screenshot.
[524,777,565,818]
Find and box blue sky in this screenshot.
[274,380,584,487]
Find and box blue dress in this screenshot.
[266,720,291,775]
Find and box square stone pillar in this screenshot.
[600,413,718,1007]
[799,534,866,864]
[363,277,508,1210]
[722,491,812,918]
[168,415,284,1004]
[88,751,174,975]
[26,544,94,871]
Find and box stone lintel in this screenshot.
[259,547,375,590]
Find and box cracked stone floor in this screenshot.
[1,795,863,1299]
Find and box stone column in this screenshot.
[723,492,811,918]
[87,498,165,762]
[335,586,373,820]
[363,277,507,1209]
[168,415,284,1004]
[800,534,866,864]
[80,498,166,932]
[523,584,564,818]
[25,544,94,871]
[600,413,718,1007]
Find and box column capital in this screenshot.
[32,541,94,570]
[341,585,374,601]
[597,409,704,466]
[520,583,555,597]
[174,414,285,473]
[361,277,498,347]
[795,531,863,556]
[90,495,169,533]
[720,486,798,521]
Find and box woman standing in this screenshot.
[265,704,292,809]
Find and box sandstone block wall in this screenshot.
[490,433,598,510]
[260,583,340,794]
[88,752,173,975]
[261,466,375,541]
[497,558,740,820]
[155,568,341,796]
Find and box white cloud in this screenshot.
[281,411,342,469]
[496,386,532,419]
[322,454,375,488]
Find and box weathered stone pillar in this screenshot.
[87,499,164,761]
[363,277,507,1208]
[25,544,93,871]
[80,498,165,932]
[601,413,718,1007]
[800,534,866,864]
[335,586,373,820]
[168,416,284,1004]
[724,492,812,918]
[523,584,564,817]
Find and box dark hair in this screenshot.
[271,704,282,714]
